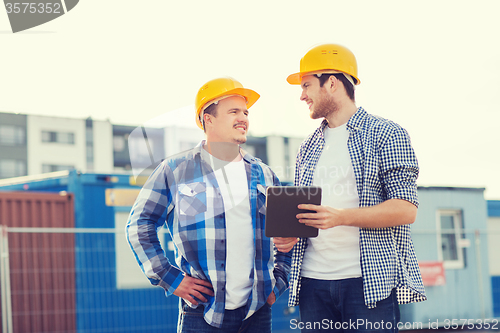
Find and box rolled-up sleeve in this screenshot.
[273,247,292,298]
[379,127,419,207]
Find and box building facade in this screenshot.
[0,112,114,178]
[0,111,304,183]
[0,112,27,178]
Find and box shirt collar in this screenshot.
[346,107,367,131]
[316,106,366,136]
[194,140,257,164]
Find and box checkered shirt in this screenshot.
[126,141,291,328]
[288,107,427,308]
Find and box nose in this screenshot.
[300,89,307,101]
[237,111,248,124]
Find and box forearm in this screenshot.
[342,198,417,228]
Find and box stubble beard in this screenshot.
[234,136,247,145]
[232,124,247,144]
[310,91,338,120]
[230,131,246,145]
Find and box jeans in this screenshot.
[298,277,400,332]
[177,299,272,333]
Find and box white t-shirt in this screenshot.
[202,148,254,309]
[300,123,362,280]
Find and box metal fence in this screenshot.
[0,227,179,333]
[1,226,499,333]
[0,227,297,333]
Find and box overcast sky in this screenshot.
[1,0,499,199]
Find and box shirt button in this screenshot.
[221,263,224,268]
[220,240,224,243]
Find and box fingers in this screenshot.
[189,277,215,299]
[184,293,200,306]
[273,237,299,252]
[273,237,298,244]
[301,220,329,230]
[297,213,321,220]
[266,291,276,306]
[297,204,321,211]
[297,204,324,220]
[174,276,214,305]
[196,278,215,294]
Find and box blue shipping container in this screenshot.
[0,170,298,332]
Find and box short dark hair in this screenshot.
[318,73,355,102]
[201,102,218,132]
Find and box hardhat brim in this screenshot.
[196,88,260,129]
[286,73,302,85]
[287,71,360,85]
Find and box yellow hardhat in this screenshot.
[287,44,360,85]
[195,77,260,129]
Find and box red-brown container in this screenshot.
[0,191,76,333]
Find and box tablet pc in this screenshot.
[265,186,321,238]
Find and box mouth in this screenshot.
[306,100,313,109]
[234,124,247,133]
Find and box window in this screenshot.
[41,131,75,144]
[42,164,74,173]
[437,210,464,269]
[0,125,25,145]
[113,136,126,152]
[129,135,153,163]
[0,159,26,178]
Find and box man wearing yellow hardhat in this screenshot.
[127,77,291,332]
[274,44,426,332]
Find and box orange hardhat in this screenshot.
[287,44,360,85]
[195,77,260,129]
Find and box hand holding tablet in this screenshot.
[265,186,322,238]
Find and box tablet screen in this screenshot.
[265,186,321,238]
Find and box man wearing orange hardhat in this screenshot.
[127,77,291,332]
[273,44,426,332]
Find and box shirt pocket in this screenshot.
[177,182,207,225]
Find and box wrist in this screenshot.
[338,208,351,226]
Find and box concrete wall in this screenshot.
[92,119,113,173]
[27,115,86,174]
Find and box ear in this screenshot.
[328,75,337,90]
[324,75,341,95]
[203,113,213,127]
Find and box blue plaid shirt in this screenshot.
[126,141,291,328]
[289,107,426,308]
